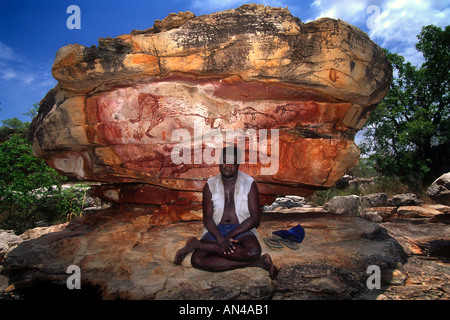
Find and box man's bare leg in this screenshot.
[174,237,239,265]
[191,249,278,280]
[174,235,278,279]
[175,235,257,265]
[174,237,199,265]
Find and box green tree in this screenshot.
[0,103,39,140]
[0,117,29,140]
[0,104,88,233]
[0,135,78,233]
[361,25,450,188]
[0,135,61,193]
[22,103,40,119]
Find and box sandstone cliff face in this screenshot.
[29,4,392,211]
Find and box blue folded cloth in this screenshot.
[272,224,305,243]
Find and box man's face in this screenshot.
[219,154,239,178]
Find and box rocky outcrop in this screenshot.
[29,4,392,214]
[262,195,310,211]
[2,194,449,300]
[380,219,450,300]
[362,193,387,207]
[1,210,406,300]
[323,195,362,216]
[387,193,420,207]
[2,206,449,300]
[0,230,21,261]
[322,192,449,223]
[427,172,450,206]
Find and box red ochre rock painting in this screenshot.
[29,4,392,223]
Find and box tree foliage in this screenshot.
[0,135,62,194]
[0,103,39,141]
[361,25,450,188]
[0,134,78,233]
[0,104,89,234]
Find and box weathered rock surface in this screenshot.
[427,172,450,206]
[397,206,442,218]
[0,210,406,300]
[29,4,392,213]
[262,195,309,211]
[379,219,450,300]
[2,200,449,300]
[323,195,362,216]
[362,193,387,207]
[0,230,21,263]
[387,193,420,207]
[322,192,448,223]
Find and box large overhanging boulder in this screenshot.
[29,4,392,215]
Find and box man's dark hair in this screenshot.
[220,146,242,164]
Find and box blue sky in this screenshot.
[0,0,449,123]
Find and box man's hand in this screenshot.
[218,236,238,255]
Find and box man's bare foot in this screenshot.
[258,253,278,279]
[174,237,199,265]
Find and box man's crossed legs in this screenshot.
[174,224,277,279]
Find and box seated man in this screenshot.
[174,146,277,279]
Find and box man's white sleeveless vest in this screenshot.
[203,171,257,236]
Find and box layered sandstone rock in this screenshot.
[1,211,407,300]
[29,4,392,212]
[3,203,450,300]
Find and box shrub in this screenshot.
[0,135,85,234]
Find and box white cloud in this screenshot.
[0,41,55,88]
[311,0,450,66]
[22,74,35,85]
[314,0,362,21]
[0,41,21,61]
[369,0,450,66]
[311,0,377,23]
[0,69,17,81]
